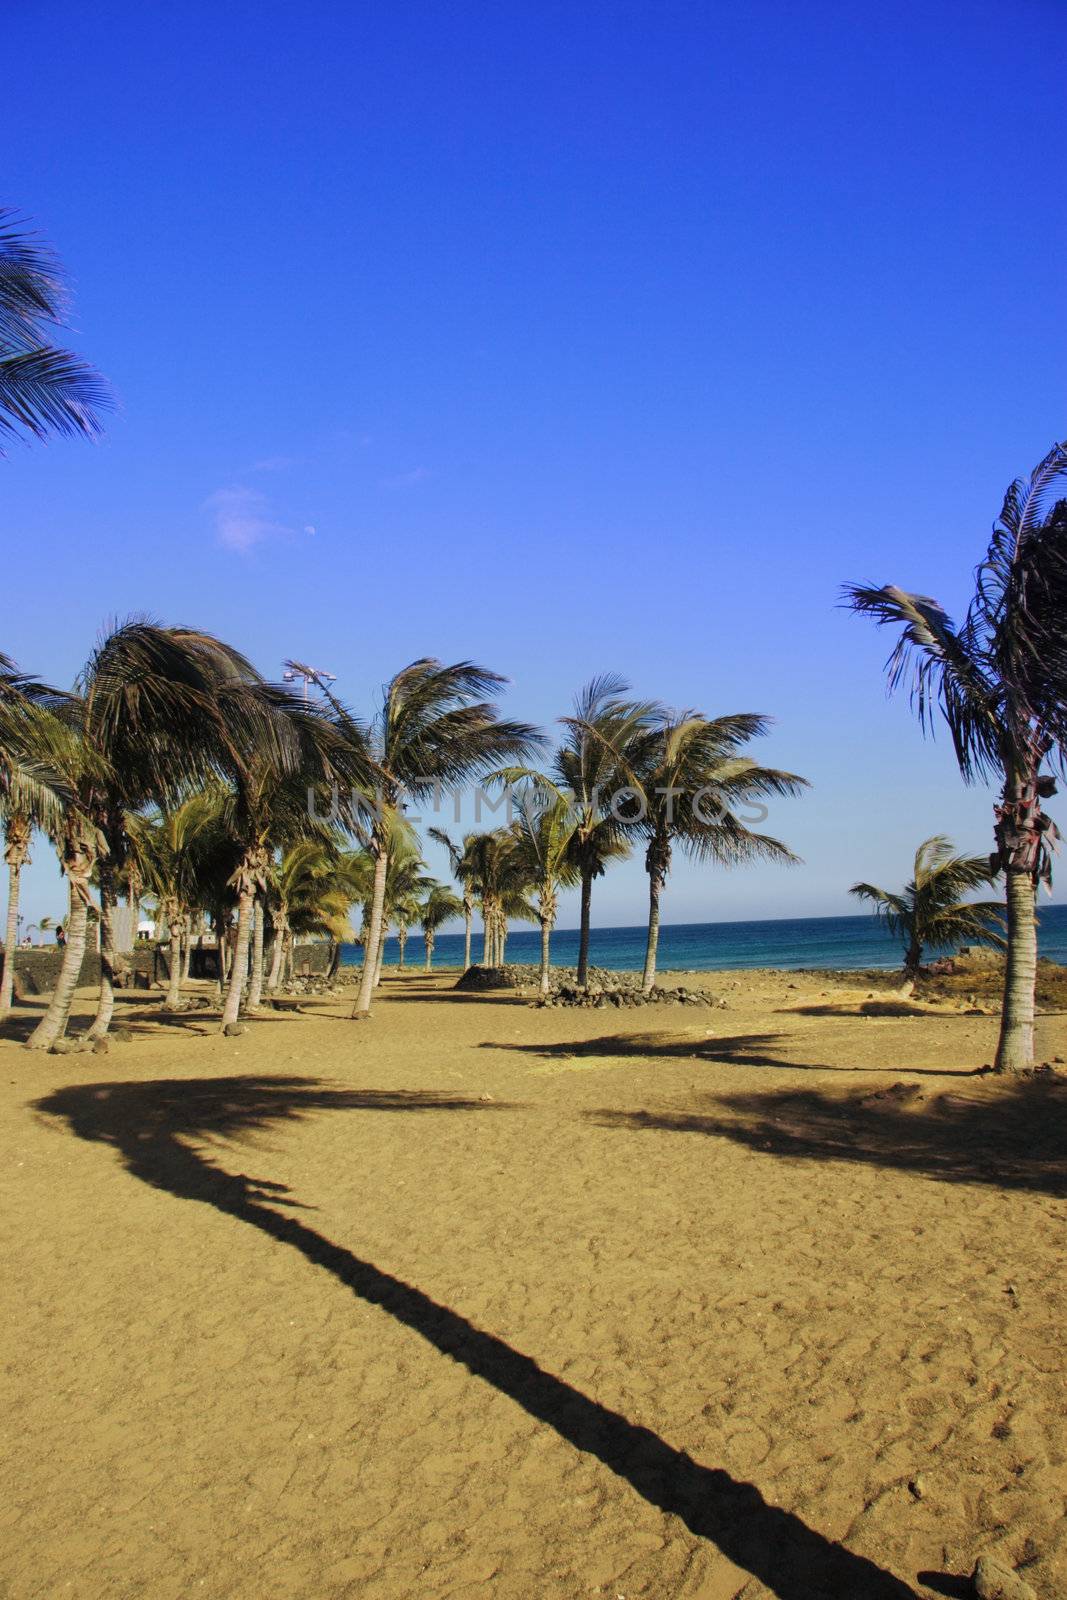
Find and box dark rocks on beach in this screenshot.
[49,1036,89,1055]
[454,963,722,1008]
[536,982,719,1010]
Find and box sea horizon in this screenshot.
[347,903,1067,975]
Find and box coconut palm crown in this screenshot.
[850,835,1005,974]
[0,209,111,448]
[609,710,808,991]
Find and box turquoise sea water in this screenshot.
[344,904,1067,975]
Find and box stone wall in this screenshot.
[5,940,334,994]
[8,945,159,995]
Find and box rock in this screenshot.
[908,1473,927,1499]
[222,1022,245,1037]
[113,1028,134,1043]
[92,1036,109,1054]
[972,1555,1036,1600]
[49,1037,81,1054]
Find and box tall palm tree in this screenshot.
[612,711,807,993]
[509,788,582,993]
[845,443,1067,1071]
[427,826,477,970]
[555,676,657,987]
[297,660,541,1018]
[0,209,111,448]
[419,882,463,971]
[850,836,1005,975]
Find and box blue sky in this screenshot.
[4,0,1065,930]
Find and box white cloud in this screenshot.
[204,485,293,553]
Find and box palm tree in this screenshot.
[427,827,478,970]
[266,836,364,987]
[0,209,111,448]
[0,657,69,1017]
[297,660,541,1018]
[214,691,370,1030]
[845,443,1067,1071]
[612,711,808,992]
[555,676,657,986]
[137,789,226,1008]
[375,834,428,981]
[419,882,463,971]
[850,836,1005,975]
[461,827,534,967]
[510,788,582,993]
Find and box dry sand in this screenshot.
[1,968,1065,1600]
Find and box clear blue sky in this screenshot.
[4,0,1065,930]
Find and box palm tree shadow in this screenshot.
[483,1029,977,1077]
[33,1073,915,1600]
[586,1078,1067,1195]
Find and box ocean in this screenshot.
[344,903,1067,975]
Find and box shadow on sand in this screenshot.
[483,1027,981,1078]
[34,1072,916,1600]
[585,1077,1067,1195]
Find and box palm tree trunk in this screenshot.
[576,869,593,988]
[266,919,285,992]
[374,930,386,987]
[904,935,922,977]
[539,916,552,994]
[26,884,89,1050]
[327,941,341,980]
[463,905,472,971]
[353,845,387,1018]
[0,819,30,1019]
[0,860,21,1019]
[424,930,434,973]
[165,913,184,1008]
[397,927,407,971]
[221,889,254,1029]
[642,866,665,994]
[89,859,119,1039]
[995,867,1038,1072]
[246,896,265,1010]
[181,915,193,983]
[482,901,492,965]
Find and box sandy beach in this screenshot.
[2,969,1065,1600]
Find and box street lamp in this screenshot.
[283,665,336,703]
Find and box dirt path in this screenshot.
[2,970,1064,1598]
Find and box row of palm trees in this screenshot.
[0,641,541,1046]
[0,635,811,1042]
